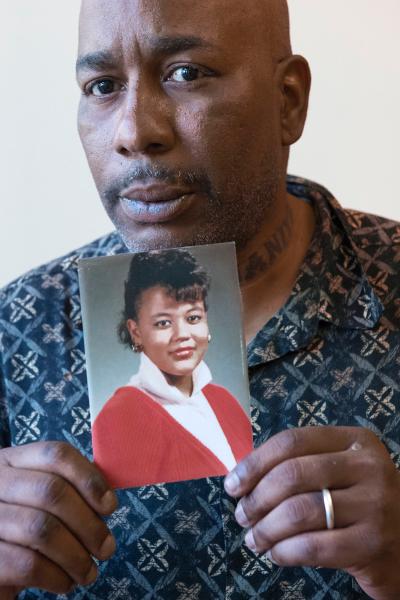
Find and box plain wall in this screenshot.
[1,1,399,288]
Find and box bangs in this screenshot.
[168,284,208,311]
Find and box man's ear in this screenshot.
[276,54,311,146]
[127,319,142,346]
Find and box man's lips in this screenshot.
[118,184,197,224]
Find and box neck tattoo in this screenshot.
[240,206,294,283]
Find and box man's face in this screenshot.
[77,0,283,251]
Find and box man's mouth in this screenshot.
[118,184,197,224]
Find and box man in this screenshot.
[1,0,400,597]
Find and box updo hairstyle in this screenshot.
[118,249,210,347]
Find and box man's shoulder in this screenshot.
[289,175,400,247]
[288,176,400,323]
[291,175,400,257]
[0,231,126,326]
[339,206,400,323]
[343,207,400,250]
[341,207,400,294]
[1,231,125,302]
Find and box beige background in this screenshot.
[1,1,399,287]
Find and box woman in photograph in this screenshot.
[92,249,253,489]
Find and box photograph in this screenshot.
[79,243,253,488]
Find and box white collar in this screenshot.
[128,352,212,404]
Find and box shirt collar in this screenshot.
[247,176,383,368]
[128,352,212,404]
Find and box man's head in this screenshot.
[77,0,310,252]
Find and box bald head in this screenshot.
[77,0,309,253]
[267,0,292,60]
[79,0,291,65]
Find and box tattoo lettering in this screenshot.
[243,207,294,282]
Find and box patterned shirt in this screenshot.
[1,175,400,599]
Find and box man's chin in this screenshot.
[105,200,203,251]
[116,224,199,253]
[112,216,219,253]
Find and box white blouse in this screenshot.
[128,353,237,470]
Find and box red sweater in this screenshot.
[92,383,253,489]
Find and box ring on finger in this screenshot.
[322,488,335,530]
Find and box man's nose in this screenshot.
[113,79,175,156]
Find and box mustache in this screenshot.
[103,164,217,203]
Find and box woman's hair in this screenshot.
[118,249,210,347]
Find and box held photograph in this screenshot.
[79,242,253,489]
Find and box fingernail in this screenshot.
[266,550,278,565]
[235,502,250,527]
[99,534,116,560]
[101,489,117,512]
[224,471,240,496]
[350,441,362,451]
[84,563,98,585]
[245,529,257,552]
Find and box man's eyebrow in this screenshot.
[76,50,116,74]
[148,35,215,55]
[76,37,215,73]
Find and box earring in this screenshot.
[131,343,143,353]
[208,333,212,343]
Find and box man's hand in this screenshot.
[224,426,400,600]
[0,441,117,595]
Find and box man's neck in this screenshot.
[238,192,316,344]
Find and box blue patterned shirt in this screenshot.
[1,176,399,599]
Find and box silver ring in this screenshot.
[322,488,335,530]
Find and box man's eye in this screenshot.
[88,79,120,96]
[168,66,203,83]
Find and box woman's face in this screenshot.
[127,286,209,378]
